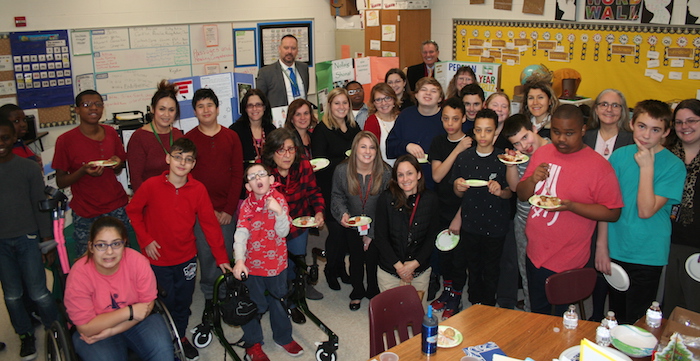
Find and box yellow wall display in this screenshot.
[453,20,700,106]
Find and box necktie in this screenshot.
[288,67,300,98]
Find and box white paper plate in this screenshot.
[345,149,351,157]
[88,159,118,167]
[560,345,632,361]
[436,229,459,251]
[604,262,630,291]
[292,216,318,228]
[497,153,530,165]
[685,253,700,282]
[528,195,562,209]
[417,155,429,163]
[347,216,372,227]
[464,179,489,187]
[310,158,330,171]
[437,325,463,348]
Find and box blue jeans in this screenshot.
[241,271,293,346]
[286,230,309,280]
[72,313,173,361]
[73,207,131,257]
[151,257,197,337]
[0,232,58,335]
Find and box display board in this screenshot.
[435,61,502,98]
[258,22,313,67]
[453,19,700,106]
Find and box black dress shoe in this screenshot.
[288,307,306,324]
[349,301,361,311]
[324,269,341,290]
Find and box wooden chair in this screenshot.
[545,267,597,319]
[368,285,424,357]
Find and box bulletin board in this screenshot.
[258,22,313,67]
[453,20,700,106]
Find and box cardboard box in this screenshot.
[331,0,360,17]
[659,307,700,359]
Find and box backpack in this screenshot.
[220,276,258,326]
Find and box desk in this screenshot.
[370,305,598,361]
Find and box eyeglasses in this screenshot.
[93,240,125,252]
[246,170,269,181]
[246,103,264,110]
[675,118,700,127]
[275,146,297,156]
[596,102,623,110]
[374,96,393,104]
[170,154,195,164]
[347,89,362,95]
[80,101,104,108]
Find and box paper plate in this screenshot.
[560,345,632,361]
[436,229,459,251]
[89,160,118,167]
[464,179,489,187]
[310,158,330,171]
[685,253,700,282]
[292,216,318,228]
[417,155,429,163]
[345,149,351,157]
[498,153,530,165]
[437,325,463,348]
[604,262,630,291]
[528,195,562,209]
[347,216,372,227]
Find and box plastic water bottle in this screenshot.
[563,304,579,330]
[646,301,662,328]
[422,305,438,355]
[605,311,618,330]
[596,314,612,347]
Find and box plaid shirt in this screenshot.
[271,159,325,239]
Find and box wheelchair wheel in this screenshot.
[153,299,185,360]
[315,344,337,361]
[45,320,76,361]
[191,326,213,349]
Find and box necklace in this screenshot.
[448,134,467,142]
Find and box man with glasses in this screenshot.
[52,90,130,256]
[345,81,368,128]
[406,40,441,91]
[127,137,232,360]
[257,34,309,108]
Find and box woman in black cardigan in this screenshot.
[373,154,440,302]
[229,89,277,164]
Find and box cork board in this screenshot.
[0,36,16,101]
[38,105,75,128]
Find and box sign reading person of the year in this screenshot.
[434,61,502,98]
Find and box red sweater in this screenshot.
[126,171,229,267]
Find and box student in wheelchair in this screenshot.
[64,216,173,361]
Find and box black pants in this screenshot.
[526,257,568,316]
[340,227,379,300]
[461,231,506,306]
[324,219,348,279]
[608,259,663,324]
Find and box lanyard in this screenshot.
[150,121,173,155]
[359,175,372,215]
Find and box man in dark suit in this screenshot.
[256,34,310,108]
[406,40,440,91]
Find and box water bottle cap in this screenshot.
[652,301,659,307]
[428,305,433,318]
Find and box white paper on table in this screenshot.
[580,338,627,361]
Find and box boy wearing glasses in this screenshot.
[126,138,233,359]
[185,88,244,336]
[232,164,302,360]
[596,100,685,323]
[52,90,130,256]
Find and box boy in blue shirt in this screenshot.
[596,100,685,324]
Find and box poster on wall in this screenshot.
[434,61,502,98]
[585,0,641,20]
[10,30,74,109]
[686,0,700,23]
[555,0,577,20]
[642,0,673,24]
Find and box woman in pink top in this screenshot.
[64,217,172,361]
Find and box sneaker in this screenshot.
[19,333,37,361]
[305,283,324,300]
[442,292,462,320]
[442,307,459,320]
[277,340,304,357]
[181,338,200,360]
[245,343,270,361]
[430,287,452,311]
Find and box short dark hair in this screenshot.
[192,88,219,108]
[171,138,197,158]
[503,114,533,138]
[262,128,301,170]
[237,88,273,127]
[632,99,672,130]
[442,97,466,118]
[0,104,22,122]
[345,81,362,89]
[459,83,485,102]
[281,34,298,43]
[75,90,102,106]
[244,163,272,181]
[421,40,439,51]
[552,104,585,126]
[0,119,16,136]
[475,109,498,128]
[86,216,129,260]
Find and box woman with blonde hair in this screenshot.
[364,83,400,166]
[284,98,317,160]
[312,87,361,290]
[485,91,512,149]
[331,131,391,310]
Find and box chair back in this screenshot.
[368,285,424,357]
[545,267,597,319]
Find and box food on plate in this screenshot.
[532,195,561,208]
[300,216,311,226]
[347,217,357,225]
[498,149,528,163]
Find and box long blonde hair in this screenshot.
[347,131,390,196]
[321,88,357,130]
